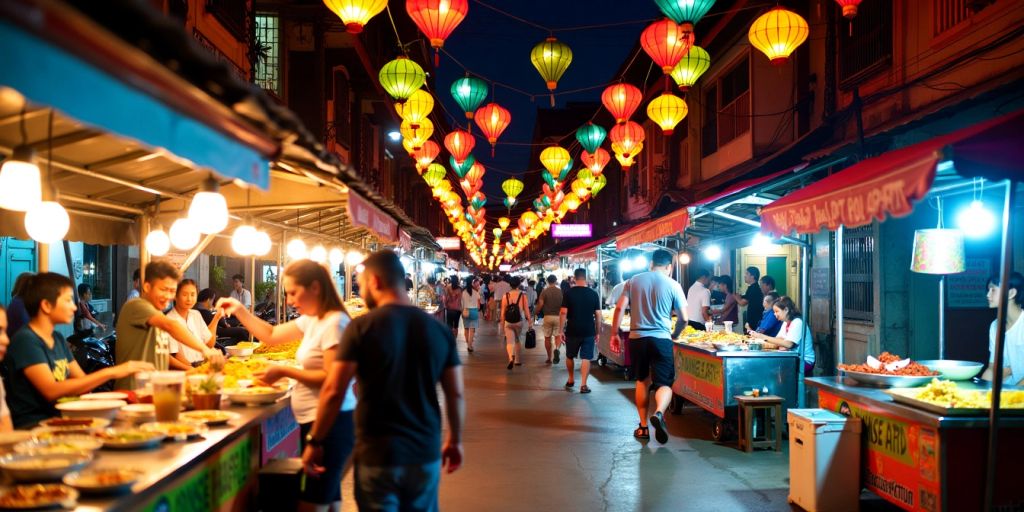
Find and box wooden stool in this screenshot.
[734,395,784,453]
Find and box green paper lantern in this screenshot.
[654,0,716,26]
[423,163,447,188]
[541,196,552,207]
[451,76,489,120]
[541,170,555,189]
[379,56,426,103]
[450,154,476,178]
[575,123,607,154]
[670,46,711,92]
[590,173,607,197]
[505,197,517,209]
[558,160,573,182]
[466,213,476,225]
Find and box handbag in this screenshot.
[524,328,537,349]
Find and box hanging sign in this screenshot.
[436,237,462,251]
[498,264,512,271]
[552,223,593,238]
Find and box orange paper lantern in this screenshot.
[444,129,475,164]
[581,148,611,176]
[641,19,694,74]
[601,83,643,124]
[474,102,512,156]
[609,121,645,158]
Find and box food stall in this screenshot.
[759,109,1023,510]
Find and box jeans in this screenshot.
[354,460,442,512]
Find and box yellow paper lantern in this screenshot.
[498,217,511,230]
[540,146,571,175]
[530,36,573,106]
[323,0,388,33]
[400,89,435,129]
[748,7,809,66]
[670,45,711,91]
[400,117,433,150]
[646,93,688,135]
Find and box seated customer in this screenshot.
[73,283,105,337]
[167,279,215,368]
[5,273,154,428]
[746,292,782,337]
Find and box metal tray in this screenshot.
[885,388,1024,416]
[839,369,935,388]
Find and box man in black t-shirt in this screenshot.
[303,251,465,511]
[559,268,602,393]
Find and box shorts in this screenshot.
[354,460,441,512]
[299,412,355,504]
[541,315,560,337]
[565,336,595,360]
[444,310,461,330]
[463,308,479,329]
[628,337,675,389]
[504,322,522,344]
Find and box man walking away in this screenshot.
[303,250,464,512]
[490,276,511,323]
[560,268,601,393]
[610,250,687,444]
[686,269,712,330]
[535,275,563,364]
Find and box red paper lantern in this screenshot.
[835,0,862,19]
[406,0,469,64]
[601,83,643,124]
[412,140,440,172]
[609,121,645,158]
[444,129,475,164]
[465,162,486,186]
[474,102,512,156]
[581,148,611,176]
[640,19,694,74]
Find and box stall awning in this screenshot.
[346,190,399,243]
[615,209,689,251]
[760,110,1023,237]
[563,237,611,262]
[690,165,806,210]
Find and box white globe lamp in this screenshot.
[24,201,69,243]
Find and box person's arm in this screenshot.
[79,302,105,329]
[750,320,798,349]
[671,287,688,339]
[440,365,465,473]
[559,306,568,341]
[22,360,153,402]
[701,305,712,322]
[534,295,544,318]
[521,294,531,324]
[609,285,629,353]
[169,350,192,370]
[206,309,224,339]
[216,298,302,346]
[147,314,222,363]
[0,415,11,433]
[302,360,356,475]
[258,347,337,387]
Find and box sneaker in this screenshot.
[552,348,560,364]
[649,411,669,444]
[564,381,575,388]
[507,360,514,370]
[580,385,591,394]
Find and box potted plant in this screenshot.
[192,362,223,410]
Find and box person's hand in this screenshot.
[442,440,463,474]
[253,365,285,385]
[112,360,155,378]
[744,322,751,332]
[610,333,622,354]
[302,444,325,476]
[215,297,245,317]
[559,333,566,344]
[203,348,226,367]
[749,331,765,340]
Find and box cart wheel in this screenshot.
[597,355,607,367]
[711,420,726,441]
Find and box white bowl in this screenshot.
[225,346,254,358]
[79,392,129,401]
[0,452,93,482]
[56,400,127,421]
[0,431,35,451]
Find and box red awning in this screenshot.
[347,190,399,243]
[689,164,806,210]
[563,237,610,261]
[760,110,1023,237]
[616,208,689,251]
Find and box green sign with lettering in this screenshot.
[143,436,253,512]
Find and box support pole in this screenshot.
[835,225,845,366]
[799,242,810,408]
[984,179,1016,511]
[278,231,285,324]
[138,214,151,281]
[938,275,946,359]
[249,256,256,343]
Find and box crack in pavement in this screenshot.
[698,451,774,504]
[597,440,638,512]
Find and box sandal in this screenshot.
[564,381,575,388]
[580,385,591,394]
[633,424,650,440]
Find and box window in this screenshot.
[81,245,112,301]
[933,0,983,35]
[254,14,280,94]
[839,0,892,87]
[700,56,750,156]
[842,226,874,321]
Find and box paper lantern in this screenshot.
[571,179,591,201]
[188,178,228,234]
[379,56,426,103]
[466,162,485,184]
[748,7,809,66]
[498,217,511,230]
[670,45,711,92]
[451,76,488,119]
[590,173,607,196]
[581,148,611,176]
[450,154,476,178]
[575,123,607,155]
[563,192,581,212]
[474,102,512,156]
[502,178,524,199]
[412,140,440,171]
[423,163,447,188]
[577,168,595,189]
[530,37,573,106]
[614,143,642,169]
[836,0,862,19]
[24,201,69,244]
[406,0,469,63]
[601,83,643,124]
[400,117,433,150]
[521,211,539,228]
[654,0,716,28]
[540,146,571,175]
[444,129,475,163]
[609,121,645,157]
[399,89,434,129]
[323,0,388,34]
[504,197,516,209]
[910,229,966,274]
[647,93,688,135]
[641,19,694,74]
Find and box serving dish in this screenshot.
[916,360,984,381]
[839,369,935,388]
[63,468,144,494]
[0,484,78,510]
[0,453,93,482]
[94,428,166,450]
[55,400,126,421]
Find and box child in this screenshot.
[5,273,154,428]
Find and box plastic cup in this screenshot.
[705,322,715,332]
[724,321,734,333]
[752,388,761,397]
[152,371,185,422]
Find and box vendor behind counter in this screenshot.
[983,271,1024,386]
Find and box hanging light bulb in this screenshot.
[678,253,691,265]
[752,233,778,252]
[169,218,200,250]
[188,177,229,234]
[346,250,365,266]
[310,245,328,263]
[146,228,171,256]
[287,238,308,260]
[0,146,42,212]
[24,200,69,244]
[957,200,996,238]
[232,224,259,255]
[329,248,345,267]
[252,230,273,256]
[703,244,722,261]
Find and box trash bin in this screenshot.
[787,409,862,512]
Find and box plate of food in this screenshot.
[14,435,102,455]
[38,417,110,431]
[0,484,78,510]
[0,453,93,482]
[223,385,289,406]
[63,468,145,494]
[886,380,1024,416]
[140,421,208,441]
[179,410,240,426]
[94,428,166,450]
[0,432,35,451]
[79,392,130,401]
[838,352,939,387]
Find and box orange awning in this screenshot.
[616,208,689,251]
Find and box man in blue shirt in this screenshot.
[747,292,782,337]
[610,250,688,444]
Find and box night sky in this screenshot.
[428,0,662,203]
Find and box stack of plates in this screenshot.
[117,404,156,424]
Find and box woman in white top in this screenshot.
[749,296,815,374]
[218,260,355,512]
[983,272,1024,385]
[167,279,216,367]
[461,277,483,353]
[499,276,532,370]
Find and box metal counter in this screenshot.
[596,319,631,371]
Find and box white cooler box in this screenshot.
[787,409,862,512]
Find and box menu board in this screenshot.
[946,258,990,308]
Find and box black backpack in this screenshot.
[503,292,524,323]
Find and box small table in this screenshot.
[734,395,784,453]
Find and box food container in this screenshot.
[916,360,984,381]
[55,400,127,421]
[0,484,79,509]
[64,468,144,495]
[0,432,35,452]
[14,436,102,455]
[95,428,166,450]
[223,386,288,406]
[0,453,93,482]
[118,404,156,424]
[839,370,935,388]
[225,345,254,358]
[748,341,764,351]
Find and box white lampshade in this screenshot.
[252,231,272,256]
[187,178,228,234]
[911,229,965,274]
[0,147,42,212]
[24,201,69,243]
[145,228,171,256]
[329,248,345,267]
[286,238,308,260]
[169,217,200,250]
[346,250,365,266]
[231,224,259,256]
[309,245,328,263]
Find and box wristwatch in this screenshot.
[305,433,324,447]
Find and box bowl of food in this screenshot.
[225,345,255,358]
[223,385,288,406]
[712,342,743,352]
[916,360,985,381]
[33,418,111,438]
[179,410,240,427]
[55,400,127,421]
[79,392,129,402]
[14,436,102,456]
[64,468,145,495]
[0,484,78,509]
[0,432,35,452]
[118,404,156,424]
[94,428,166,450]
[0,453,93,482]
[139,421,208,441]
[838,352,940,388]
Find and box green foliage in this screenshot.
[210,264,228,296]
